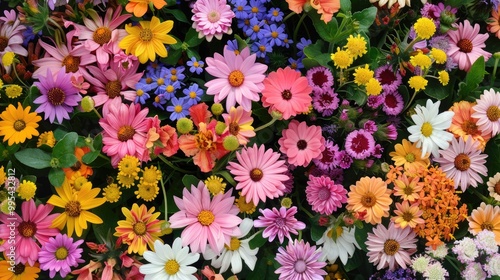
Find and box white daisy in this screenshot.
[202,218,259,274]
[368,0,411,8]
[140,238,200,280]
[407,99,454,158]
[316,226,360,265]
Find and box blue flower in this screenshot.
[244,0,267,20]
[167,66,185,84]
[155,80,182,100]
[245,17,267,41]
[263,24,287,47]
[226,39,240,52]
[167,97,190,121]
[251,38,273,58]
[288,57,304,70]
[232,0,250,20]
[22,26,40,47]
[152,93,168,110]
[182,83,204,106]
[133,85,151,105]
[186,57,205,75]
[297,37,312,57]
[266,8,284,23]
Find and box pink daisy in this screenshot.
[306,175,347,215]
[434,136,488,192]
[278,120,325,167]
[169,181,242,254]
[382,91,404,116]
[38,233,85,278]
[191,0,235,42]
[366,222,417,271]
[261,67,313,120]
[472,88,500,137]
[306,66,334,90]
[222,106,256,145]
[99,99,151,167]
[312,88,340,117]
[447,19,492,72]
[205,46,267,111]
[275,239,327,280]
[227,143,289,206]
[0,200,60,266]
[254,206,306,244]
[344,129,376,160]
[374,64,402,94]
[0,9,27,73]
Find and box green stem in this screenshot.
[92,108,102,119]
[254,116,278,132]
[158,154,194,174]
[491,56,499,87]
[445,255,462,273]
[10,62,29,88]
[469,187,492,204]
[293,13,308,49]
[283,11,297,22]
[404,89,419,112]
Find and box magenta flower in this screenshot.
[278,120,325,167]
[382,91,404,116]
[374,64,402,94]
[169,181,242,254]
[228,143,289,206]
[312,139,340,171]
[38,233,85,278]
[191,0,235,42]
[306,66,334,90]
[344,129,376,160]
[306,175,347,215]
[312,88,340,117]
[275,239,327,280]
[254,206,306,244]
[33,67,82,124]
[0,200,60,266]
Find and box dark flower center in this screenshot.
[0,36,8,52]
[383,239,400,256]
[361,192,376,207]
[481,222,494,231]
[350,134,370,153]
[250,168,263,182]
[494,182,500,195]
[457,39,473,53]
[454,153,471,171]
[13,263,25,275]
[385,94,398,108]
[47,88,66,106]
[297,139,307,150]
[312,71,328,87]
[93,27,112,45]
[106,80,122,98]
[62,55,81,73]
[71,161,82,171]
[281,89,292,100]
[65,201,82,217]
[18,221,37,238]
[229,122,240,135]
[13,120,26,131]
[379,68,396,85]
[461,120,479,135]
[117,125,136,142]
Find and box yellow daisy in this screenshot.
[135,182,159,201]
[119,16,177,64]
[389,139,430,171]
[0,103,41,146]
[16,180,36,201]
[0,260,40,280]
[103,183,122,203]
[36,131,56,147]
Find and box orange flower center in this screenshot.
[93,27,112,45]
[481,222,494,231]
[133,221,147,235]
[225,237,241,251]
[271,31,278,38]
[12,263,25,275]
[383,239,400,256]
[194,130,215,151]
[281,89,292,100]
[0,36,8,52]
[402,211,414,222]
[457,39,473,53]
[106,80,122,98]
[13,120,26,131]
[65,201,82,217]
[47,88,66,106]
[197,210,215,226]
[62,55,81,73]
[228,70,245,87]
[250,168,263,182]
[229,122,240,135]
[18,221,37,238]
[139,28,153,42]
[117,125,136,142]
[361,192,377,207]
[454,153,471,171]
[461,119,479,135]
[486,106,500,122]
[251,6,258,13]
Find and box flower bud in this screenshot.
[211,103,224,116]
[223,135,239,151]
[80,96,95,112]
[176,118,193,134]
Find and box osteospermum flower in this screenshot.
[278,120,325,167]
[487,172,500,202]
[140,238,199,280]
[407,99,455,158]
[228,144,289,206]
[119,16,176,64]
[366,222,418,270]
[306,175,347,215]
[169,181,242,254]
[261,67,313,120]
[38,234,84,278]
[191,0,235,42]
[391,200,425,229]
[472,88,500,137]
[0,200,60,266]
[392,174,423,202]
[488,5,500,39]
[114,203,163,255]
[205,46,267,111]
[275,239,327,280]
[389,139,430,171]
[254,206,306,243]
[0,102,41,146]
[449,100,489,149]
[447,19,492,72]
[346,176,392,225]
[222,106,255,145]
[316,226,360,265]
[434,136,488,191]
[468,202,500,245]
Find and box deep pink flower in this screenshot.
[312,88,340,117]
[306,66,334,90]
[382,91,404,116]
[306,175,347,215]
[275,239,327,280]
[278,120,325,167]
[312,139,339,171]
[344,129,376,160]
[254,206,306,243]
[374,64,402,94]
[38,233,84,278]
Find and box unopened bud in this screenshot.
[211,103,224,116]
[176,118,193,134]
[80,96,95,112]
[223,135,240,151]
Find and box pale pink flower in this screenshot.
[254,206,306,244]
[472,88,500,137]
[278,120,325,167]
[191,0,235,42]
[0,9,27,73]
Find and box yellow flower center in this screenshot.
[65,201,82,217]
[236,195,256,214]
[271,31,278,38]
[133,221,147,235]
[106,80,122,98]
[259,45,266,52]
[157,78,165,86]
[193,61,199,67]
[166,85,175,93]
[117,125,136,142]
[205,176,226,195]
[174,105,183,113]
[195,130,215,151]
[361,192,376,207]
[197,210,215,226]
[225,237,241,251]
[62,55,81,73]
[13,120,26,131]
[93,27,112,45]
[383,239,400,256]
[405,153,416,163]
[486,106,500,121]
[420,122,433,137]
[251,6,258,13]
[136,183,158,201]
[250,168,263,182]
[189,91,197,99]
[164,259,180,275]
[327,226,343,240]
[47,88,66,106]
[55,247,69,260]
[454,153,471,171]
[228,70,244,87]
[18,221,37,238]
[139,28,153,42]
[136,89,144,97]
[457,39,473,53]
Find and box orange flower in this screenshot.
[392,174,423,202]
[389,139,430,171]
[126,0,167,17]
[285,0,308,14]
[346,176,392,225]
[488,5,500,39]
[448,101,489,150]
[391,200,424,229]
[468,202,500,245]
[62,146,93,179]
[310,0,341,23]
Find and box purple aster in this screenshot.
[288,57,304,70]
[282,37,293,48]
[374,64,402,94]
[166,66,186,84]
[311,87,339,116]
[133,84,151,105]
[382,91,404,116]
[263,23,287,47]
[152,93,168,110]
[232,0,250,19]
[251,38,273,58]
[267,7,284,22]
[297,37,312,58]
[307,66,334,90]
[345,129,376,160]
[254,206,306,244]
[313,139,339,171]
[167,97,190,121]
[38,233,84,278]
[433,3,458,20]
[246,17,267,40]
[335,150,353,169]
[226,39,240,52]
[186,57,205,74]
[182,83,204,106]
[420,3,439,18]
[429,35,451,51]
[156,80,181,100]
[33,67,82,124]
[275,239,327,280]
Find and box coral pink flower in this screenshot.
[99,99,151,167]
[310,0,340,23]
[254,206,306,244]
[278,120,325,167]
[261,67,312,120]
[222,106,255,145]
[285,0,308,14]
[145,116,179,158]
[169,181,242,254]
[205,46,267,111]
[191,0,235,42]
[228,143,289,205]
[447,19,492,72]
[0,200,60,266]
[306,175,347,215]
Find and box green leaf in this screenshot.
[344,250,364,272]
[249,231,267,249]
[14,148,52,169]
[303,40,335,70]
[182,174,200,188]
[58,154,77,168]
[52,132,78,159]
[485,136,500,177]
[345,87,367,106]
[457,56,485,99]
[92,206,120,244]
[186,48,201,61]
[424,79,449,100]
[93,134,103,150]
[184,28,204,48]
[310,12,339,42]
[340,0,351,13]
[354,223,373,252]
[161,48,182,66]
[49,168,65,187]
[352,7,377,33]
[302,58,321,69]
[82,150,100,165]
[164,9,188,23]
[310,222,326,242]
